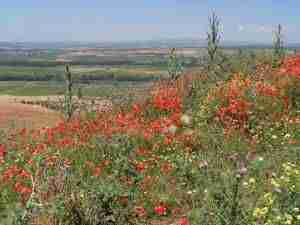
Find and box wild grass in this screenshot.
[0,54,299,224]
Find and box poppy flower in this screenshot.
[154,204,167,216]
[134,206,147,217]
[179,217,189,225]
[135,162,146,173]
[0,144,6,163]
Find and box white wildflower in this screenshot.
[180,114,192,126]
[168,124,177,135]
[271,135,278,139]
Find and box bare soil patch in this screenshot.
[0,95,62,131]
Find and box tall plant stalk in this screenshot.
[64,65,74,121]
[207,12,221,69]
[272,24,285,68]
[206,12,226,82]
[168,48,183,80]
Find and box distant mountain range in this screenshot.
[0,39,300,49]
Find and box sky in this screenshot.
[0,0,299,43]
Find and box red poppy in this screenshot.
[18,169,31,179]
[135,161,146,173]
[0,144,6,163]
[280,55,300,79]
[134,206,147,217]
[152,86,182,112]
[154,204,167,216]
[136,147,149,157]
[93,166,102,177]
[255,81,279,97]
[179,217,189,225]
[132,103,142,114]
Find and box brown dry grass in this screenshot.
[0,95,62,131]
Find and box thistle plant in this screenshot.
[64,65,74,121]
[77,86,83,100]
[168,48,183,80]
[206,12,228,82]
[207,12,221,68]
[272,24,285,68]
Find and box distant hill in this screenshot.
[0,39,300,49]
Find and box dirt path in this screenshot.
[0,95,62,131]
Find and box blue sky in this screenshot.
[0,0,299,43]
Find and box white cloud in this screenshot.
[238,25,245,32]
[236,24,273,34]
[257,25,272,33]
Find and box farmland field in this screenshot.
[0,95,61,131]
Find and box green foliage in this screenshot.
[0,66,165,82]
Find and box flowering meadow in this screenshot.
[0,55,299,225]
